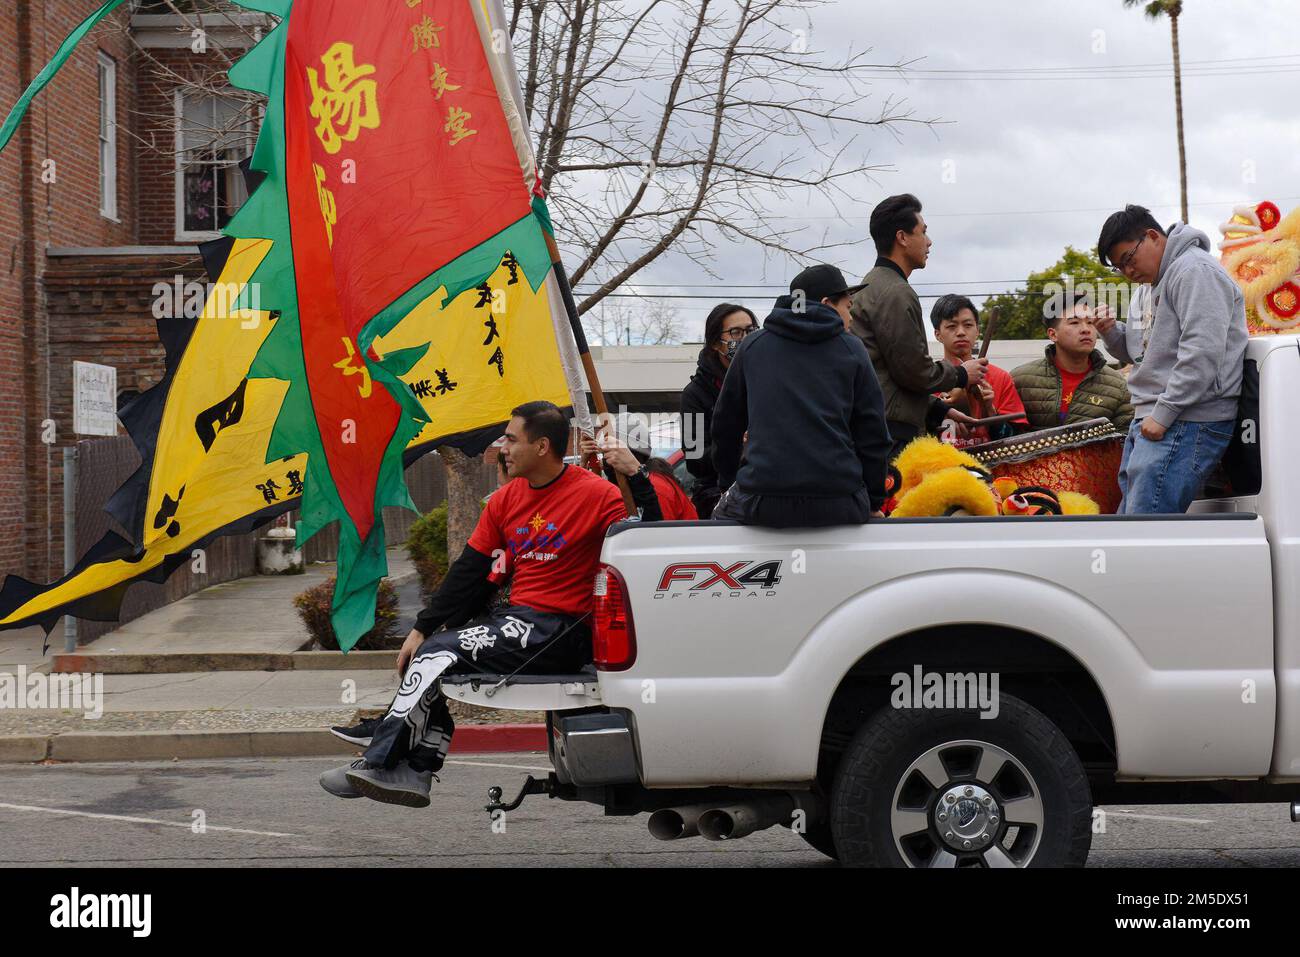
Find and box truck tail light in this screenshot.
[592,563,636,671]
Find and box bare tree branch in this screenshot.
[511,0,941,313]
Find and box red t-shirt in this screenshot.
[935,361,1029,447]
[468,465,627,618]
[1056,361,1089,421]
[985,364,1028,425]
[649,472,699,520]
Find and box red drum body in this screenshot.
[968,418,1125,514]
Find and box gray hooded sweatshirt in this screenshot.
[1100,223,1247,429]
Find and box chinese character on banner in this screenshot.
[487,347,504,377]
[256,479,281,503]
[474,283,493,308]
[333,337,373,399]
[307,42,380,155]
[435,369,458,394]
[411,16,445,52]
[286,470,305,496]
[313,163,338,247]
[502,251,520,285]
[444,105,477,146]
[412,379,433,399]
[430,63,461,100]
[482,316,500,345]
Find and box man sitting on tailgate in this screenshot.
[319,400,660,808]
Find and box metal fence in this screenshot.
[70,436,494,643]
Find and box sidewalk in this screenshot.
[0,626,54,675]
[0,550,546,762]
[58,554,414,666]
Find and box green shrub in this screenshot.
[406,502,450,594]
[294,576,401,651]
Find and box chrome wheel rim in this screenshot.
[890,739,1044,868]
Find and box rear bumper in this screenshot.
[549,710,641,787]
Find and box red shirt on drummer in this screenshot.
[929,294,1028,448]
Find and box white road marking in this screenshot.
[445,759,553,772]
[0,802,298,838]
[1106,810,1215,825]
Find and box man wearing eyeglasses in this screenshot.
[1094,205,1248,514]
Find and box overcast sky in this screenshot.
[586,0,1300,337]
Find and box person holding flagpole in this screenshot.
[320,401,660,807]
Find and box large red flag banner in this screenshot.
[0,0,585,649]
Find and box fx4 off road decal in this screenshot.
[654,561,782,599]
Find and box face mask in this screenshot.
[724,339,740,360]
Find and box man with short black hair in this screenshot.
[1011,292,1132,431]
[930,294,1028,446]
[711,264,891,527]
[319,400,660,807]
[851,193,988,457]
[1093,204,1247,513]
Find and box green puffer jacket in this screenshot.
[1010,345,1133,431]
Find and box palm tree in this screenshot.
[1124,0,1188,223]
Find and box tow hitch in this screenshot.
[484,774,559,814]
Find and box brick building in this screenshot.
[0,1,265,583]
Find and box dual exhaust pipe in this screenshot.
[647,792,820,843]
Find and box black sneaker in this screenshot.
[330,715,381,747]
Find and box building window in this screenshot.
[97,52,117,221]
[175,91,255,240]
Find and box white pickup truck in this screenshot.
[446,334,1296,868]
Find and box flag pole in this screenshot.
[541,232,636,515]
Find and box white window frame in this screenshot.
[173,89,256,242]
[97,52,118,222]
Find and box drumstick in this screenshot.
[967,412,1021,429]
[978,307,1000,360]
[967,307,1001,416]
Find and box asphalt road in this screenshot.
[0,755,1298,867]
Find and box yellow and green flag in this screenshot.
[0,0,591,649]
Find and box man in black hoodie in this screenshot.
[711,265,892,528]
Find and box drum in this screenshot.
[967,418,1125,514]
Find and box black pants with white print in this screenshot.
[365,606,590,772]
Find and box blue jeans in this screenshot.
[1118,418,1235,514]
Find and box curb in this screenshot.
[0,723,547,763]
[52,650,398,674]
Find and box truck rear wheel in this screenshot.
[830,693,1092,867]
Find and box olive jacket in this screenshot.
[1010,344,1134,431]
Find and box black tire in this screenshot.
[830,693,1092,867]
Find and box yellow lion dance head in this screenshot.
[887,436,1098,517]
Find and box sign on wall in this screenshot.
[72,361,118,436]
